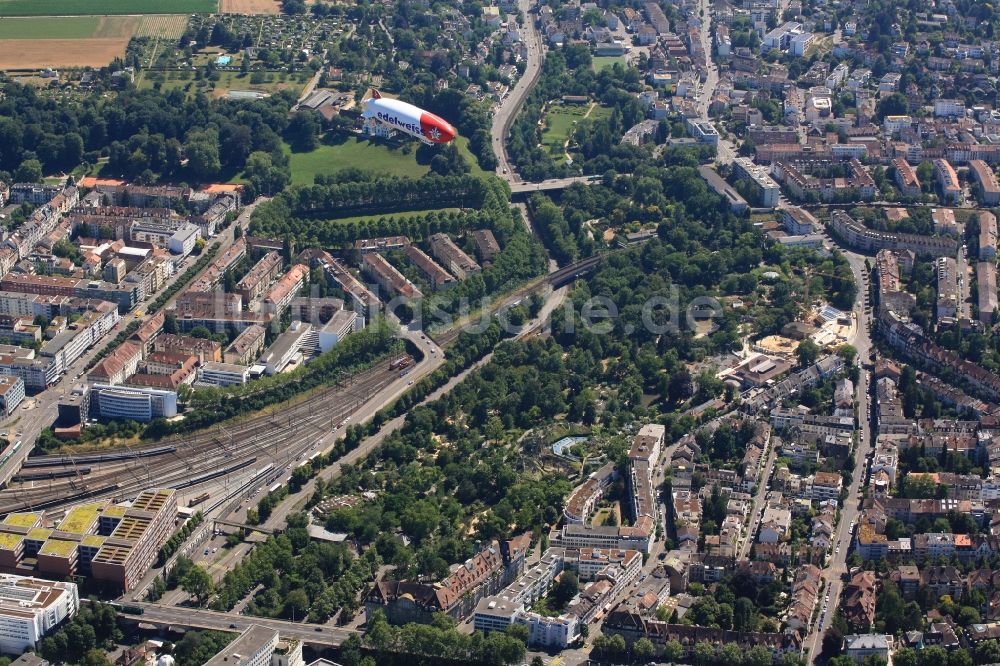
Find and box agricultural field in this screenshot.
[0,15,188,69]
[0,15,138,39]
[0,38,132,69]
[0,0,217,16]
[220,0,281,13]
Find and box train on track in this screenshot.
[22,446,177,468]
[13,468,91,482]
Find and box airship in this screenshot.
[363,90,457,145]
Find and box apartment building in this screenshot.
[88,341,143,385]
[893,158,921,197]
[153,334,222,364]
[564,462,616,524]
[828,211,958,257]
[309,254,379,317]
[353,236,410,253]
[429,234,481,279]
[770,158,876,202]
[224,324,267,366]
[405,245,454,291]
[237,252,283,305]
[969,160,1000,205]
[0,375,24,418]
[811,471,843,501]
[361,252,423,300]
[472,229,500,264]
[979,212,998,260]
[978,261,997,325]
[732,157,780,208]
[261,265,308,318]
[782,206,818,235]
[366,534,531,624]
[936,257,959,322]
[203,626,279,666]
[190,237,246,292]
[934,159,962,204]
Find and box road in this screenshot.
[120,602,356,647]
[509,177,594,193]
[690,0,740,167]
[803,247,874,662]
[738,441,778,560]
[0,201,263,488]
[491,0,544,182]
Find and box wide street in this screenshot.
[802,247,875,662]
[492,0,544,183]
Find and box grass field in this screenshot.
[0,16,98,38]
[324,207,461,225]
[453,134,488,178]
[592,55,624,71]
[287,137,432,185]
[0,0,217,16]
[541,102,591,163]
[284,134,488,186]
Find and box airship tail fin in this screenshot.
[371,88,382,100]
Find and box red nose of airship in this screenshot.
[420,113,457,143]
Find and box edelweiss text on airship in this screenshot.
[363,90,457,144]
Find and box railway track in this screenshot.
[0,364,398,514]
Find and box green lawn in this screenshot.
[288,137,431,184]
[592,55,624,71]
[0,16,98,38]
[285,134,487,185]
[453,134,488,178]
[541,102,593,164]
[325,207,461,225]
[0,0,216,15]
